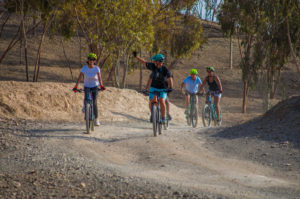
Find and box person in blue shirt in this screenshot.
[181,69,202,115]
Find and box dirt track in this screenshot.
[1,117,299,199]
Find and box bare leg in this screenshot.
[214,96,221,120]
[166,97,170,114]
[159,98,166,118]
[185,94,190,110]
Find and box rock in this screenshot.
[12,181,21,188]
[81,182,86,188]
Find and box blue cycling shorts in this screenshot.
[149,87,167,101]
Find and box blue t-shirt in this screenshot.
[80,65,101,88]
[183,76,202,93]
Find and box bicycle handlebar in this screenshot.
[73,87,106,93]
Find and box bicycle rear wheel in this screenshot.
[191,104,198,128]
[202,104,211,127]
[85,104,91,134]
[152,105,158,137]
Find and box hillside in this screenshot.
[1,12,300,199]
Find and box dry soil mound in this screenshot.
[0,81,185,123]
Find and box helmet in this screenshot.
[151,54,164,62]
[206,66,215,72]
[88,53,97,60]
[190,69,198,75]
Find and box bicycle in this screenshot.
[186,93,199,128]
[74,87,105,134]
[142,89,171,136]
[202,91,222,127]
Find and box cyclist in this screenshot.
[146,72,173,121]
[134,52,173,123]
[73,53,105,126]
[199,66,223,125]
[181,69,202,115]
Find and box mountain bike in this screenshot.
[143,89,172,136]
[202,91,222,127]
[186,93,199,128]
[74,87,105,134]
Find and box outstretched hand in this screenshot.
[133,51,137,57]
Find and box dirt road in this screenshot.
[1,118,299,198]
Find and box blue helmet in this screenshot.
[151,54,164,62]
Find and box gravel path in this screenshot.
[1,118,300,199]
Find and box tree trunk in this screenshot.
[33,22,48,82]
[139,49,143,91]
[0,20,41,65]
[270,68,281,99]
[122,53,130,88]
[21,0,29,81]
[229,36,233,69]
[286,15,300,79]
[114,51,120,87]
[0,13,10,38]
[61,38,74,81]
[0,23,21,65]
[33,10,57,82]
[242,80,248,113]
[76,28,82,67]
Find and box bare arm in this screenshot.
[215,76,222,92]
[74,72,84,87]
[198,78,207,93]
[97,72,103,86]
[135,56,147,67]
[181,82,185,96]
[167,77,173,89]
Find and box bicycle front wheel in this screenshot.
[152,105,158,137]
[85,104,91,134]
[202,104,211,127]
[191,104,198,128]
[158,107,162,135]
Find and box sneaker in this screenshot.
[184,110,189,115]
[95,120,100,126]
[82,107,85,113]
[217,119,221,126]
[167,113,172,121]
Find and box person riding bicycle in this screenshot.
[146,72,173,121]
[199,66,223,125]
[133,52,173,123]
[181,69,202,115]
[73,53,105,126]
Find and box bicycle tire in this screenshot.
[158,107,162,135]
[202,104,211,127]
[85,104,91,134]
[152,105,157,137]
[191,103,198,128]
[90,104,94,131]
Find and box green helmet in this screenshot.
[206,66,215,72]
[151,54,164,62]
[88,53,97,60]
[190,69,198,75]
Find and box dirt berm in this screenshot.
[0,81,185,123]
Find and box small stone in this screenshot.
[12,181,21,188]
[81,182,86,188]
